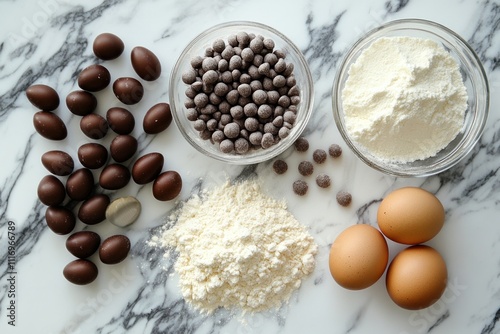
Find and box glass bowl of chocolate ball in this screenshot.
[170,21,314,164]
[332,19,489,177]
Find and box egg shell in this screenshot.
[386,245,447,310]
[377,187,445,245]
[329,224,388,290]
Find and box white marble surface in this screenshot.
[1,0,499,333]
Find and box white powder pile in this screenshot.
[342,36,468,163]
[152,179,318,314]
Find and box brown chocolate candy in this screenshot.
[38,175,66,206]
[113,77,144,105]
[66,231,101,259]
[80,113,109,139]
[99,163,130,190]
[78,194,110,225]
[41,150,74,176]
[33,111,67,140]
[106,107,135,135]
[66,168,94,201]
[63,259,98,285]
[132,152,164,185]
[78,64,111,92]
[99,235,131,265]
[26,84,60,111]
[152,171,182,201]
[78,143,108,169]
[143,102,172,134]
[66,90,97,116]
[109,135,137,162]
[45,205,76,235]
[93,33,124,60]
[131,46,161,81]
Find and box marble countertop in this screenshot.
[1,0,499,333]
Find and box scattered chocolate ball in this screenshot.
[272,159,288,174]
[298,161,314,176]
[313,149,327,164]
[329,144,342,158]
[293,180,308,196]
[316,173,331,188]
[294,137,309,152]
[336,190,352,206]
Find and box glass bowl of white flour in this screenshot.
[332,19,489,177]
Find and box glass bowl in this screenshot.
[332,19,489,177]
[170,21,314,165]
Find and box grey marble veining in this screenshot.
[0,0,499,333]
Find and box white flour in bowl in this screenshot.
[342,36,467,163]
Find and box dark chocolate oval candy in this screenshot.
[26,84,60,111]
[41,150,74,176]
[78,143,108,169]
[143,103,172,134]
[66,90,97,116]
[78,194,110,225]
[80,113,109,139]
[106,107,135,135]
[132,152,164,184]
[112,77,144,105]
[131,46,161,81]
[78,64,111,92]
[38,175,66,206]
[99,235,131,264]
[93,33,124,60]
[109,135,137,162]
[63,259,98,285]
[66,168,94,201]
[33,111,67,140]
[66,231,101,258]
[152,171,182,201]
[45,205,76,235]
[99,163,130,190]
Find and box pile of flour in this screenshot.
[342,36,468,163]
[151,179,317,314]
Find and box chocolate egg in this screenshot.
[66,168,94,201]
[132,152,164,184]
[153,171,182,201]
[33,111,67,140]
[99,235,131,264]
[41,150,74,176]
[109,135,137,162]
[143,102,172,134]
[93,33,124,60]
[78,64,111,92]
[66,231,101,258]
[99,163,130,190]
[78,194,110,225]
[106,107,135,135]
[26,84,60,111]
[38,175,66,206]
[78,143,108,169]
[63,259,98,285]
[106,196,141,227]
[80,113,109,139]
[45,205,76,235]
[66,90,97,116]
[112,77,144,105]
[131,46,161,81]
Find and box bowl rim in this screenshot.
[169,20,314,165]
[332,18,490,177]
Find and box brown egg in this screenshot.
[66,90,97,116]
[386,245,447,310]
[78,143,108,169]
[37,175,66,206]
[99,235,131,264]
[78,194,110,225]
[66,231,101,258]
[329,224,388,290]
[93,33,124,60]
[99,163,131,190]
[26,84,60,111]
[109,135,138,162]
[33,111,67,140]
[45,205,76,235]
[152,171,182,201]
[78,64,111,92]
[143,102,172,134]
[132,152,164,184]
[377,187,445,245]
[63,259,98,285]
[80,113,109,139]
[113,77,144,105]
[66,168,94,201]
[131,46,161,81]
[41,150,74,176]
[106,107,135,135]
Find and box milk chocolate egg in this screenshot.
[33,111,67,140]
[42,150,74,176]
[66,90,97,116]
[152,171,182,201]
[143,103,172,134]
[66,168,94,201]
[93,33,124,60]
[99,163,130,190]
[99,235,131,264]
[45,205,76,235]
[386,245,447,310]
[132,152,164,184]
[377,187,445,245]
[109,135,137,162]
[78,64,111,92]
[26,84,60,111]
[106,107,135,135]
[78,194,110,225]
[131,46,161,81]
[78,143,108,169]
[113,77,144,105]
[66,231,101,258]
[38,175,66,206]
[329,224,388,290]
[80,113,109,139]
[63,259,98,285]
